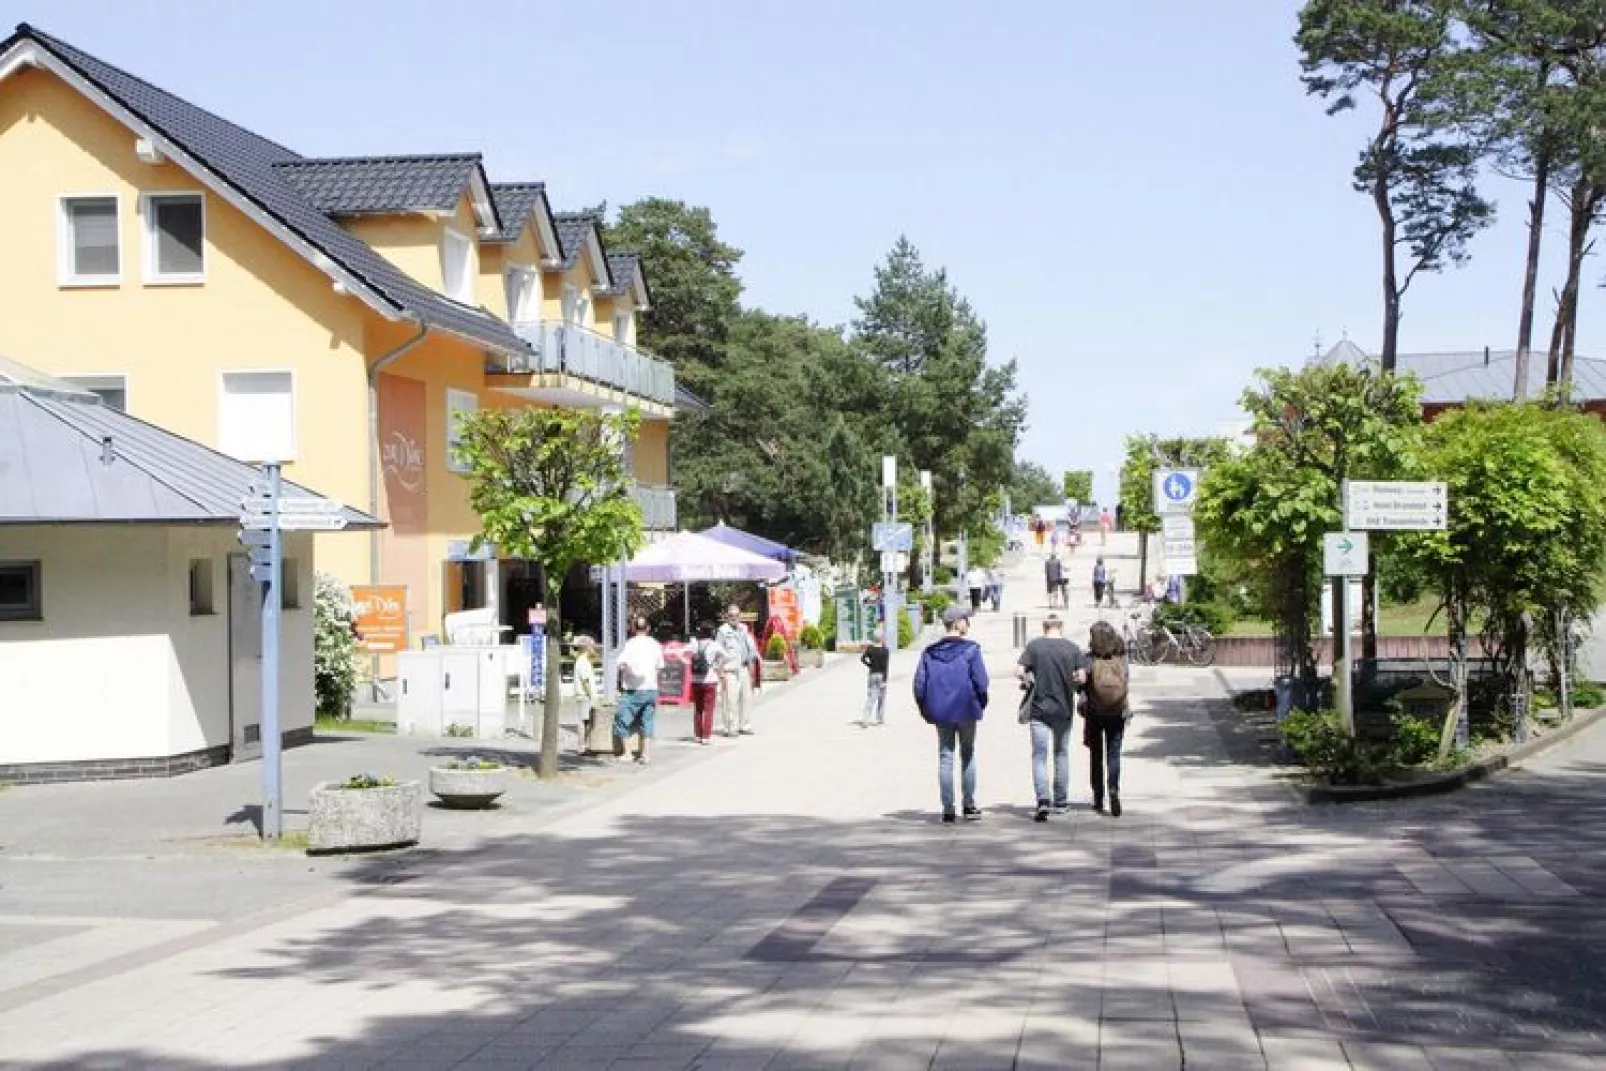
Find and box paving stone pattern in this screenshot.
[0,533,1604,1068]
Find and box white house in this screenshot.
[0,358,379,782]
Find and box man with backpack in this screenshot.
[1015,613,1087,822]
[913,605,989,823]
[1083,620,1132,816]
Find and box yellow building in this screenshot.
[0,23,685,647]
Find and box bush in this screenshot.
[337,773,396,790]
[314,572,358,719]
[819,599,838,648]
[799,624,824,650]
[897,610,914,648]
[1389,713,1440,766]
[1278,710,1384,785]
[1153,599,1233,636]
[919,589,954,622]
[1573,680,1606,709]
[764,633,789,661]
[935,564,955,585]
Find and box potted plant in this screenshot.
[761,632,794,682]
[428,756,510,809]
[307,773,422,854]
[797,625,825,669]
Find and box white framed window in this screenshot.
[441,228,474,303]
[188,559,215,616]
[62,374,128,411]
[446,388,479,474]
[613,311,630,344]
[504,266,537,324]
[561,284,579,324]
[140,192,205,283]
[0,561,42,622]
[218,370,295,463]
[58,195,120,285]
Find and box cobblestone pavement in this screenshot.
[1,532,1604,1069]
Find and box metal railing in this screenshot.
[502,321,675,407]
[629,483,677,531]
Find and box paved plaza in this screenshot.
[3,533,1606,1069]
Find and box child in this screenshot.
[860,628,889,727]
[572,635,598,753]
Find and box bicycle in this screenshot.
[1174,622,1216,667]
[1122,609,1172,666]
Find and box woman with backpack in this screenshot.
[688,621,725,745]
[1083,620,1131,816]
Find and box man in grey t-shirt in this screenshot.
[1015,613,1088,821]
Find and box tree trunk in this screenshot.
[1375,159,1401,374]
[1138,531,1149,591]
[1361,571,1377,664]
[1439,593,1467,761]
[538,572,564,779]
[1551,177,1598,401]
[1517,149,1551,399]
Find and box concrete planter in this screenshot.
[428,765,510,809]
[797,648,824,670]
[761,660,793,682]
[307,780,422,854]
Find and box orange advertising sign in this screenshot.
[351,585,408,653]
[768,587,802,641]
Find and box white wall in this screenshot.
[0,525,314,767]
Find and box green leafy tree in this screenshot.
[1062,469,1094,504]
[601,198,743,385]
[1297,0,1495,371]
[456,407,645,778]
[853,237,1027,538]
[1009,461,1061,511]
[1194,365,1424,704]
[1118,435,1233,586]
[1397,402,1606,751]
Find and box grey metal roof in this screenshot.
[0,380,381,527]
[486,182,547,243]
[1310,341,1604,401]
[274,154,485,216]
[675,383,712,414]
[13,24,527,358]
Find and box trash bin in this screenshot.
[1013,612,1028,648]
[1274,675,1294,723]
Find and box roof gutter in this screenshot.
[367,320,429,587]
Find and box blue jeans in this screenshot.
[1086,715,1126,800]
[1030,717,1072,807]
[864,673,887,725]
[613,689,658,739]
[936,722,977,813]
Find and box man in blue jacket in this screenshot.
[913,604,990,823]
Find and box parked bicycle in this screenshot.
[1121,607,1215,667]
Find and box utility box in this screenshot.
[397,647,511,738]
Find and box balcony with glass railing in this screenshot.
[629,483,678,531]
[497,321,676,407]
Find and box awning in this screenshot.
[624,531,786,583]
[699,522,800,564]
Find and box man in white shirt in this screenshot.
[715,604,758,736]
[614,615,665,764]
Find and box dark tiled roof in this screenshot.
[486,182,547,243]
[553,213,594,270]
[13,24,526,357]
[600,253,645,300]
[0,373,380,527]
[274,154,483,215]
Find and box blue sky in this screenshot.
[19,1,1596,504]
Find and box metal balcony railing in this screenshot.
[502,321,676,407]
[629,483,678,531]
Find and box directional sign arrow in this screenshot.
[1338,536,1355,554]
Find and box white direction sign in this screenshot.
[1164,555,1199,577]
[1152,469,1200,515]
[1323,532,1370,577]
[1162,515,1195,539]
[1343,481,1447,531]
[241,513,349,532]
[240,496,345,515]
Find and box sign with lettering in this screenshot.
[351,585,408,653]
[1343,481,1447,531]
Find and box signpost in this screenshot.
[880,457,900,655]
[237,467,284,840]
[1152,469,1200,516]
[1323,531,1370,736]
[1343,480,1447,531]
[1154,471,1201,579]
[871,521,914,552]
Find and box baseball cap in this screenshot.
[941,604,971,626]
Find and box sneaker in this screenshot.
[963,806,983,822]
[739,728,755,736]
[1052,801,1070,813]
[942,811,957,824]
[1110,794,1122,818]
[1034,805,1049,823]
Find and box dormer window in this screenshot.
[441,228,474,303]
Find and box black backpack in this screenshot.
[690,642,710,676]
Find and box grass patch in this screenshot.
[315,717,395,734]
[1225,597,1441,639]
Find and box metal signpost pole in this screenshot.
[920,470,933,595]
[882,456,897,656]
[261,463,283,840]
[1334,569,1353,736]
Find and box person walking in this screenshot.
[987,566,1003,612]
[1092,556,1109,608]
[614,615,664,765]
[913,605,989,823]
[687,621,725,745]
[1098,508,1112,546]
[572,635,598,752]
[1044,553,1064,609]
[965,565,987,614]
[1083,620,1132,815]
[716,605,758,736]
[1016,613,1088,822]
[860,627,889,727]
